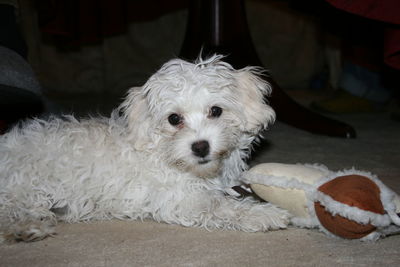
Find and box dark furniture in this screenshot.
[180,0,356,138]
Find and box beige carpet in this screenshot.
[2,220,400,267]
[1,108,400,266]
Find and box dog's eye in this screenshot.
[209,106,223,118]
[168,113,183,126]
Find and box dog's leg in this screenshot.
[153,191,290,232]
[204,195,290,232]
[0,202,57,243]
[1,218,57,243]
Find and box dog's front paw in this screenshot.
[238,201,291,232]
[211,197,291,232]
[2,220,56,243]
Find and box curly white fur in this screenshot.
[0,55,289,243]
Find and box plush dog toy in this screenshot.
[243,163,400,241]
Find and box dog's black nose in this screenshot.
[191,140,210,158]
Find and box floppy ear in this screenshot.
[119,87,156,151]
[236,68,276,134]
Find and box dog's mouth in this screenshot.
[173,156,220,178]
[174,158,211,167]
[197,149,230,165]
[198,159,210,165]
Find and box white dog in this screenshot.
[0,55,289,243]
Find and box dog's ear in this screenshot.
[236,68,276,134]
[119,87,156,151]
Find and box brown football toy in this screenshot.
[244,163,400,241]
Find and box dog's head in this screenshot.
[120,55,275,178]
